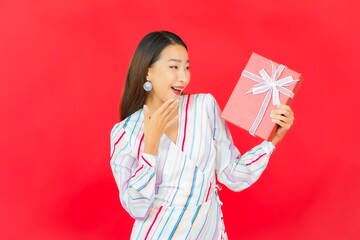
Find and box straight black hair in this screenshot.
[120,31,187,120]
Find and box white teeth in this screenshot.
[172,87,181,91]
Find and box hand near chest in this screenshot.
[143,99,179,155]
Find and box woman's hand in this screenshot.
[270,104,294,146]
[143,99,178,155]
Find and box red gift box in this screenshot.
[221,52,302,140]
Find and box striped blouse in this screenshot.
[110,93,275,239]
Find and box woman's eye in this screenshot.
[186,66,190,70]
[170,66,178,69]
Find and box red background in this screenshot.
[1,0,359,239]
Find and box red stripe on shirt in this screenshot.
[144,206,163,240]
[205,182,212,202]
[142,155,152,167]
[246,153,266,166]
[181,95,190,151]
[110,131,126,158]
[131,165,144,178]
[138,134,144,160]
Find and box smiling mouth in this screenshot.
[171,86,183,95]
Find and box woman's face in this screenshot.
[146,44,190,107]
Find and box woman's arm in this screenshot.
[110,124,157,220]
[206,94,288,192]
[110,100,178,220]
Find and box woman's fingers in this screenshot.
[270,105,294,130]
[281,105,294,118]
[151,99,178,124]
[143,105,150,121]
[270,105,295,145]
[160,99,178,119]
[271,105,294,120]
[155,99,176,117]
[165,102,178,121]
[166,115,179,130]
[272,118,290,130]
[145,99,179,131]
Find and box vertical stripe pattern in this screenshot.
[110,93,275,239]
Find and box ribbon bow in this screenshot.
[241,61,298,136]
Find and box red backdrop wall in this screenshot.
[1,0,359,239]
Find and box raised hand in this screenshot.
[143,99,178,155]
[270,104,295,146]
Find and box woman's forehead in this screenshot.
[159,44,189,61]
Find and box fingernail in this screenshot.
[271,119,276,123]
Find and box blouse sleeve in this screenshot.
[109,123,157,220]
[206,94,276,192]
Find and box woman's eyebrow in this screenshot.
[168,59,190,63]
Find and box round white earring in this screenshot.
[143,81,152,91]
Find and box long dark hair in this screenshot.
[120,31,187,120]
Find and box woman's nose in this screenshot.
[178,68,189,83]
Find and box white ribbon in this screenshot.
[241,61,298,136]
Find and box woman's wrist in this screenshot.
[270,134,282,146]
[144,140,159,156]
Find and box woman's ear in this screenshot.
[146,68,153,81]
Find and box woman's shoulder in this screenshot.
[110,108,144,140]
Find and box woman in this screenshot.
[110,31,294,239]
